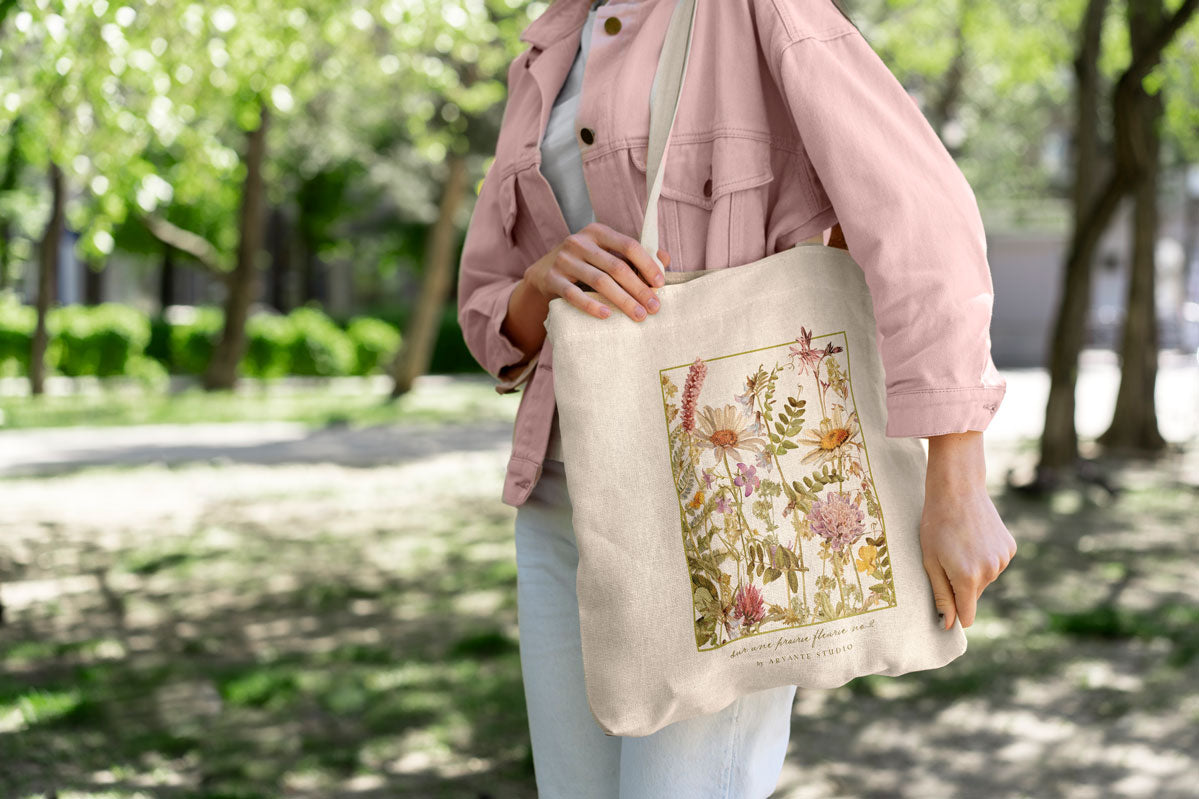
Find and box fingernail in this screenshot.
[648,297,660,312]
[655,273,665,286]
[635,306,646,320]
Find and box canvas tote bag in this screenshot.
[543,0,968,739]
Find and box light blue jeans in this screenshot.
[513,457,798,798]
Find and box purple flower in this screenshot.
[701,467,716,490]
[788,326,843,377]
[808,492,867,553]
[715,495,731,515]
[788,327,824,377]
[733,462,760,497]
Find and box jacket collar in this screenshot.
[518,0,599,48]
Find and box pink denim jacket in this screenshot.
[456,0,1007,508]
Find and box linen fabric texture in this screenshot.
[515,458,797,797]
[543,0,967,739]
[455,0,1007,508]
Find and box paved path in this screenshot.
[1,351,1194,481]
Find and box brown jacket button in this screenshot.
[605,17,622,35]
[580,127,595,145]
[703,177,713,198]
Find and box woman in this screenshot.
[457,0,1017,796]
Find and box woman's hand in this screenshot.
[524,222,671,322]
[920,430,1017,630]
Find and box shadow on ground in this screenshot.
[0,455,535,798]
[1,444,1197,798]
[773,459,1199,799]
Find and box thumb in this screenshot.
[657,248,671,269]
[924,557,958,630]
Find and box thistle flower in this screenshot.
[808,492,867,553]
[732,583,766,626]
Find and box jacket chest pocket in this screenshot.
[629,136,775,271]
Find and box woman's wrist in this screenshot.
[925,430,987,490]
[500,274,552,362]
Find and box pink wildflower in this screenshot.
[680,357,707,433]
[732,583,767,626]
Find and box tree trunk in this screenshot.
[390,151,469,397]
[31,163,64,396]
[203,100,270,391]
[0,217,11,294]
[1036,0,1196,480]
[301,233,325,306]
[267,205,293,312]
[83,259,105,305]
[159,243,176,311]
[1183,167,1197,320]
[1037,0,1111,477]
[0,117,22,294]
[1097,0,1168,453]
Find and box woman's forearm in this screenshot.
[500,275,553,365]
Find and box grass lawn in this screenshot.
[1,378,1196,798]
[0,375,516,430]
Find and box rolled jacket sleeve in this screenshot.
[769,25,1006,438]
[456,164,541,396]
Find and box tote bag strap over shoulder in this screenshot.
[639,0,848,274]
[639,0,698,269]
[637,0,695,271]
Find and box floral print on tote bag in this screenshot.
[659,327,898,651]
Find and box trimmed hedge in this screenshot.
[0,297,404,379]
[49,303,151,377]
[0,296,35,378]
[345,315,402,376]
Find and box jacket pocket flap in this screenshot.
[630,136,774,209]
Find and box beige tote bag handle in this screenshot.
[639,0,698,269]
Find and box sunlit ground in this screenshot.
[1,365,1197,798]
[1,450,533,798]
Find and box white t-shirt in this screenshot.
[540,0,665,460]
[539,0,606,234]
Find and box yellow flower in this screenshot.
[855,543,878,573]
[797,406,861,467]
[695,404,769,462]
[689,490,705,509]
